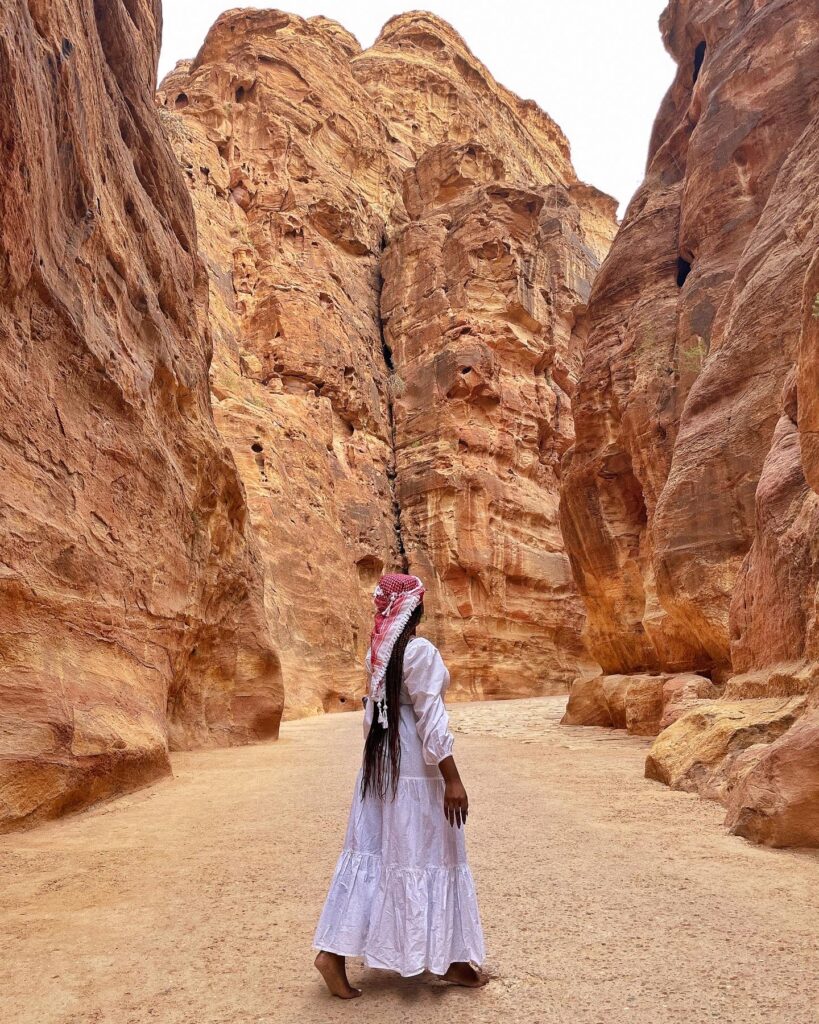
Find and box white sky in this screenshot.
[158,1,676,216]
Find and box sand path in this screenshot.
[1,697,817,1024]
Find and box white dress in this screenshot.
[313,637,485,976]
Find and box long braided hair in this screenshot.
[361,604,424,800]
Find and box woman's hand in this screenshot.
[438,755,468,827]
[444,779,469,828]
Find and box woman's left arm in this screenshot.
[404,640,455,767]
[405,641,468,827]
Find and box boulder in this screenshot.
[561,676,610,727]
[725,713,819,848]
[624,677,668,736]
[645,698,806,802]
[562,673,666,731]
[660,674,722,730]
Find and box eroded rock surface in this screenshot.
[560,0,819,845]
[366,15,616,696]
[157,12,402,717]
[725,707,819,848]
[0,0,281,831]
[645,698,806,803]
[561,0,819,677]
[160,10,617,709]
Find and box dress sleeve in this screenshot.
[403,639,454,767]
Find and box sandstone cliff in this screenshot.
[159,9,617,712]
[560,0,819,846]
[0,0,282,831]
[361,15,616,696]
[157,11,403,718]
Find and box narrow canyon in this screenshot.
[155,8,616,716]
[0,0,818,850]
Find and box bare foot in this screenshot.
[440,961,488,988]
[314,951,362,999]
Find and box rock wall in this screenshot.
[160,10,617,711]
[362,15,617,696]
[0,0,282,831]
[560,0,819,846]
[157,12,403,718]
[381,160,604,695]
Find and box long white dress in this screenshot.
[313,636,485,977]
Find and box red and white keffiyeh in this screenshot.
[368,572,425,727]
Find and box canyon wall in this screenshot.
[0,0,282,831]
[362,15,616,696]
[159,10,617,713]
[561,0,819,846]
[157,12,403,718]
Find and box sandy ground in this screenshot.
[1,696,818,1024]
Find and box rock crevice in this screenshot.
[376,258,410,576]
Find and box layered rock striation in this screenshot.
[560,0,819,846]
[0,0,282,831]
[363,16,617,696]
[157,12,403,717]
[160,10,617,711]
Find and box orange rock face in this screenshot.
[725,706,819,848]
[562,0,819,676]
[560,0,819,845]
[157,12,403,717]
[0,1,282,830]
[159,10,617,711]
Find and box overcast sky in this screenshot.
[158,1,676,216]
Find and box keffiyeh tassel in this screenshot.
[377,697,388,728]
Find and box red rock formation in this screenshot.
[560,0,819,845]
[659,673,721,730]
[157,11,403,717]
[645,697,807,802]
[361,15,617,696]
[0,0,281,831]
[160,10,617,709]
[381,171,603,694]
[562,0,819,676]
[725,703,819,848]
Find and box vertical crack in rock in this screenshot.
[353,11,619,699]
[377,258,409,574]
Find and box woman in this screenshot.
[313,573,486,998]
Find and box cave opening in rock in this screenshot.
[693,41,706,83]
[676,257,692,287]
[235,86,245,102]
[382,340,395,372]
[175,92,189,109]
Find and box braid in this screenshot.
[361,605,423,800]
